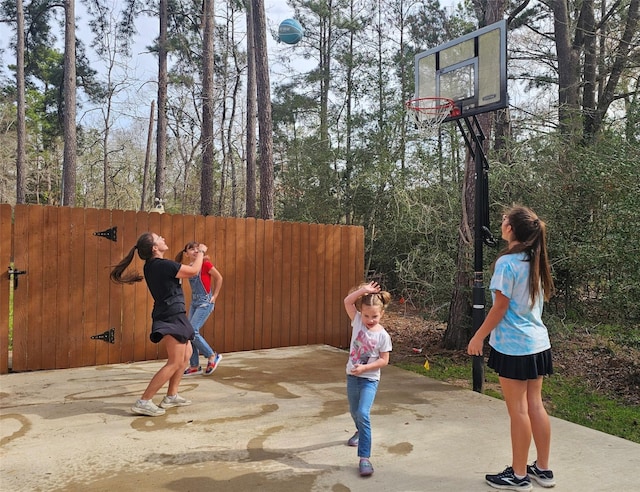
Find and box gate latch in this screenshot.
[8,267,27,290]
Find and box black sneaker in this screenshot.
[527,461,556,488]
[485,466,532,491]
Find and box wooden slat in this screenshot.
[289,222,301,346]
[298,223,310,346]
[107,209,124,365]
[82,208,100,367]
[243,218,256,351]
[11,205,28,371]
[54,207,71,368]
[67,207,86,367]
[306,224,319,345]
[27,205,44,370]
[262,220,274,348]
[224,217,239,351]
[119,210,138,363]
[94,208,113,366]
[233,218,247,350]
[271,221,283,347]
[0,204,12,374]
[41,206,59,369]
[327,225,340,346]
[253,219,264,349]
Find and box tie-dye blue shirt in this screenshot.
[488,252,550,356]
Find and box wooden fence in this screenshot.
[0,204,364,374]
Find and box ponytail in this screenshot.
[110,232,154,284]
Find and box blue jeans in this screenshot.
[189,300,215,367]
[346,375,379,458]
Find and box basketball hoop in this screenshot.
[405,97,459,136]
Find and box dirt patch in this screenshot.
[384,305,640,407]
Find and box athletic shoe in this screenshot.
[131,399,165,417]
[159,394,192,409]
[183,366,202,376]
[359,458,374,477]
[204,352,222,375]
[347,431,359,447]
[527,461,556,488]
[485,466,532,491]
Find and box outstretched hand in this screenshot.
[362,281,381,294]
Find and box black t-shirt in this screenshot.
[143,258,186,320]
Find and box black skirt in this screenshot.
[149,312,195,344]
[487,347,553,380]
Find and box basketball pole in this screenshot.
[457,116,496,393]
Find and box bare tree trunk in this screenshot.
[141,100,155,211]
[201,0,215,216]
[552,0,581,139]
[245,0,257,218]
[156,0,168,207]
[443,150,474,349]
[62,0,77,206]
[16,0,26,204]
[251,0,274,219]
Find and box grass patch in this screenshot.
[395,359,640,444]
[542,374,640,443]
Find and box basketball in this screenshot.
[278,18,304,45]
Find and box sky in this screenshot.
[0,0,299,84]
[0,0,302,129]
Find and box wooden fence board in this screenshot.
[67,207,85,368]
[0,204,12,374]
[234,219,246,350]
[253,219,264,349]
[289,222,301,347]
[298,223,309,346]
[30,206,45,369]
[106,209,124,365]
[262,220,274,348]
[272,221,283,348]
[119,209,138,363]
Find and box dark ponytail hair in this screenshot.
[175,241,198,262]
[110,232,155,284]
[500,206,554,304]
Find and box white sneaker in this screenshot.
[131,399,165,416]
[159,394,192,409]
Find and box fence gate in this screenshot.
[0,204,364,374]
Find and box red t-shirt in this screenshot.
[200,260,214,293]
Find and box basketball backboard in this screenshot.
[411,20,507,123]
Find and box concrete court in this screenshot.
[0,344,638,492]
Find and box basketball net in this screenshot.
[405,97,458,137]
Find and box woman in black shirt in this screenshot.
[111,232,207,416]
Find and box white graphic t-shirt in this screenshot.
[346,312,392,380]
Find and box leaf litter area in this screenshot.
[383,305,640,407]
